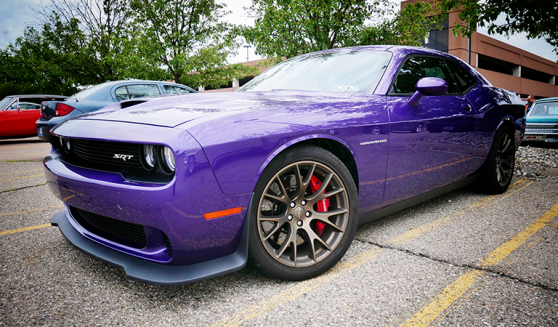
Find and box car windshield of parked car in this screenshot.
[529,102,558,116]
[238,50,392,93]
[0,97,13,110]
[71,83,108,101]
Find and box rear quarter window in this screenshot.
[127,84,161,99]
[164,85,192,94]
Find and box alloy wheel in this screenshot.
[257,161,349,268]
[495,132,514,186]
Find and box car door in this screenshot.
[0,99,39,137]
[383,56,478,206]
[17,102,42,135]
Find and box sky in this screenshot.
[1,0,556,64]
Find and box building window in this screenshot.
[477,54,518,76]
[422,15,449,52]
[521,66,554,84]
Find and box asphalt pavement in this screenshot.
[1,137,557,326]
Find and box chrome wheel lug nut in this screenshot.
[305,211,311,217]
[290,202,296,208]
[297,220,303,227]
[301,200,307,206]
[288,214,293,221]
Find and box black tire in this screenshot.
[476,127,515,194]
[248,146,359,281]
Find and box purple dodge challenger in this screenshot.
[45,46,525,285]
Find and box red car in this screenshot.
[0,95,67,139]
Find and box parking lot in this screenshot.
[1,137,557,326]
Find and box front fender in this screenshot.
[253,133,357,187]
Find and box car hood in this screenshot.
[79,90,356,128]
[526,115,558,124]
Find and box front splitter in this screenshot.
[50,206,251,286]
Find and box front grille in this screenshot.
[69,207,173,251]
[71,207,147,248]
[71,139,143,169]
[526,124,558,133]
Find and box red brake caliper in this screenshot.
[309,175,330,236]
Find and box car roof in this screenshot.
[533,97,558,103]
[7,94,68,98]
[294,45,457,60]
[95,80,194,87]
[85,80,198,93]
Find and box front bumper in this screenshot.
[45,119,253,284]
[36,118,64,142]
[51,204,251,285]
[524,133,558,143]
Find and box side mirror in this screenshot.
[407,77,449,107]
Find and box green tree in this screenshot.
[441,0,557,54]
[243,0,391,59]
[357,1,444,46]
[123,0,256,89]
[37,0,133,81]
[0,15,90,98]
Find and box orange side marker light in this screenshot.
[204,207,242,220]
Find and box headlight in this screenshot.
[160,146,175,174]
[141,144,156,170]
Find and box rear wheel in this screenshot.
[477,127,515,194]
[248,146,358,281]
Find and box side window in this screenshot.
[115,86,129,101]
[9,100,19,110]
[445,60,477,93]
[127,84,161,99]
[391,56,460,94]
[164,85,191,95]
[19,103,40,110]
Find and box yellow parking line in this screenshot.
[0,205,64,218]
[389,180,533,246]
[469,178,527,209]
[400,202,558,327]
[0,223,51,236]
[479,181,534,209]
[0,169,43,176]
[478,202,558,267]
[389,215,457,246]
[213,248,385,327]
[400,270,485,327]
[0,145,49,150]
[0,174,44,182]
[213,180,536,326]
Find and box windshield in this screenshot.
[529,101,558,116]
[71,83,108,101]
[238,50,392,94]
[0,97,13,110]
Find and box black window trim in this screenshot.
[115,85,130,101]
[387,54,479,97]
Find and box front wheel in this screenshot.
[476,127,515,194]
[248,146,358,281]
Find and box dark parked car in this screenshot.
[36,80,197,141]
[524,97,558,143]
[45,46,525,285]
[0,95,67,139]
